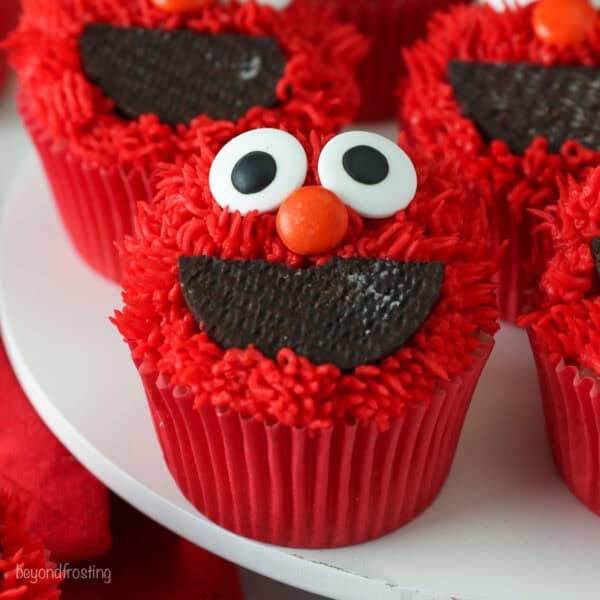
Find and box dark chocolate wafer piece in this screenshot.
[448,61,600,154]
[79,24,287,126]
[179,256,444,370]
[592,237,600,281]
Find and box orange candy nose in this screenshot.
[276,186,349,256]
[533,0,597,47]
[151,0,214,13]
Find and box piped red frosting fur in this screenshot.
[6,0,366,170]
[400,3,600,292]
[521,168,600,375]
[113,130,498,431]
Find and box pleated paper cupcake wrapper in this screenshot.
[20,97,154,283]
[529,330,600,516]
[331,0,464,121]
[136,339,492,548]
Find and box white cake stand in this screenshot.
[485,0,600,10]
[1,151,600,600]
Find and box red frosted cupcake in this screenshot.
[0,0,19,92]
[400,0,600,322]
[331,0,467,121]
[113,126,498,547]
[6,0,365,282]
[0,493,63,599]
[522,167,600,516]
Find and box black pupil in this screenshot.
[231,151,277,195]
[342,145,389,185]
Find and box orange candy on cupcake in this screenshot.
[533,0,597,47]
[151,0,215,13]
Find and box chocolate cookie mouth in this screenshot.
[178,256,445,370]
[448,60,600,154]
[592,237,600,282]
[79,24,287,126]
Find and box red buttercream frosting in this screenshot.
[400,2,600,296]
[113,130,498,431]
[6,0,366,170]
[0,493,62,599]
[521,168,600,375]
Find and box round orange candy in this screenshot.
[151,0,214,13]
[276,186,349,256]
[533,0,597,47]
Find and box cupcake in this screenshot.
[331,0,467,121]
[0,0,19,92]
[0,493,62,599]
[400,0,600,322]
[6,0,366,282]
[113,126,498,547]
[522,167,600,516]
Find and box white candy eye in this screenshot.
[234,0,292,9]
[209,128,307,215]
[260,0,292,7]
[318,131,418,219]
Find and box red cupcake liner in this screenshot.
[529,329,600,516]
[20,97,154,283]
[331,0,464,121]
[134,338,492,548]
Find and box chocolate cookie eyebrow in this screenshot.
[447,60,600,154]
[79,24,287,126]
[178,256,445,371]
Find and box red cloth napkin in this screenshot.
[60,497,243,600]
[0,338,243,599]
